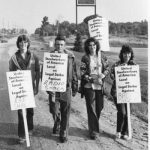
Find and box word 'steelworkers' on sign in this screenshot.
[6,70,35,110]
[42,53,68,92]
[115,65,141,103]
[88,16,109,51]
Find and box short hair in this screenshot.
[84,37,100,56]
[16,34,30,49]
[55,34,66,42]
[119,44,134,62]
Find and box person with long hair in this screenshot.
[110,44,136,140]
[80,37,109,139]
[9,34,40,143]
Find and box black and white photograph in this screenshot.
[0,0,148,149]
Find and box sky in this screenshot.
[0,0,148,33]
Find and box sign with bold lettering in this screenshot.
[41,52,68,92]
[6,70,35,110]
[115,65,141,103]
[77,0,95,5]
[88,16,109,51]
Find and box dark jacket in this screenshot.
[9,50,40,90]
[80,52,109,98]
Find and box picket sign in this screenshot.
[6,70,36,147]
[115,65,141,139]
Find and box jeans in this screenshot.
[49,89,71,137]
[84,88,104,135]
[18,108,34,138]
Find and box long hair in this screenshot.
[84,37,100,56]
[16,34,30,50]
[119,44,134,63]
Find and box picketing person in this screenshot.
[46,34,78,143]
[9,34,40,143]
[80,37,109,139]
[110,44,136,140]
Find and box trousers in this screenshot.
[49,90,71,137]
[18,108,34,137]
[84,88,104,135]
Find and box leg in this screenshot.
[121,104,128,136]
[59,100,71,138]
[18,109,25,138]
[114,98,127,134]
[95,90,104,120]
[49,94,61,133]
[26,108,34,131]
[84,88,99,138]
[59,88,71,142]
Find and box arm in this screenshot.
[72,58,78,97]
[34,55,40,95]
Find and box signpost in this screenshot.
[6,70,35,147]
[115,65,141,139]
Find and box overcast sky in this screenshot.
[0,0,148,33]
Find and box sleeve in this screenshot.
[80,57,92,83]
[110,63,117,81]
[72,58,78,96]
[9,58,16,71]
[34,54,40,72]
[102,54,110,77]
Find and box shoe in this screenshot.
[59,136,68,143]
[116,132,121,139]
[122,135,130,140]
[18,137,26,144]
[90,134,96,140]
[90,132,99,140]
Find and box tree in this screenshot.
[73,33,83,52]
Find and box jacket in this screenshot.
[9,50,40,90]
[80,51,109,98]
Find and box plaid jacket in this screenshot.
[80,52,109,98]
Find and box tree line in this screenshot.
[35,16,148,37]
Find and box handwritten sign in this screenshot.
[88,16,109,51]
[41,53,68,92]
[115,65,141,103]
[6,70,35,110]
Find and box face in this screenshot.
[88,42,96,55]
[55,40,65,52]
[19,40,28,53]
[123,52,131,63]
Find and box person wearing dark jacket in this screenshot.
[9,34,40,143]
[110,44,136,140]
[80,37,109,139]
[46,34,78,143]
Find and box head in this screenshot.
[16,34,30,52]
[119,44,134,63]
[84,37,100,56]
[54,34,66,52]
